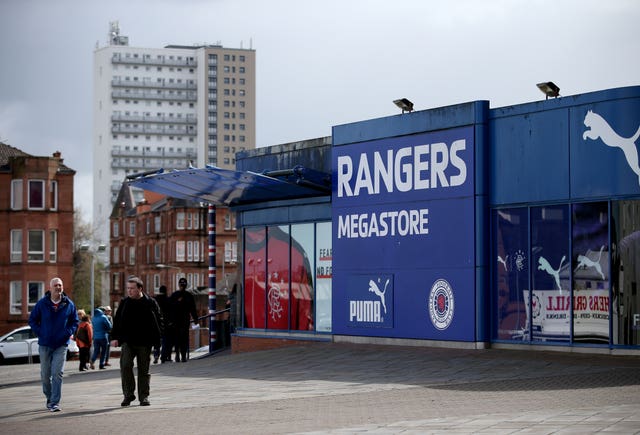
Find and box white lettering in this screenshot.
[349,300,382,322]
[414,144,430,189]
[394,147,413,192]
[449,139,467,186]
[430,142,449,188]
[354,153,373,196]
[337,155,353,197]
[337,138,468,197]
[337,208,429,239]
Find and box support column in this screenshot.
[208,204,217,352]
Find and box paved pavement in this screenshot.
[1,343,639,434]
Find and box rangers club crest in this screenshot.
[428,279,455,330]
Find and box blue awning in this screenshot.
[127,165,330,206]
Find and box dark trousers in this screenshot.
[174,327,190,361]
[160,331,174,362]
[120,343,152,400]
[79,347,90,370]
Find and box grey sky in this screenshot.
[1,0,639,221]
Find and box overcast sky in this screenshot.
[1,0,639,222]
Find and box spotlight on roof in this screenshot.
[393,98,414,114]
[536,82,560,100]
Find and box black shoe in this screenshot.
[121,396,136,407]
[140,398,150,406]
[153,357,158,364]
[99,366,106,370]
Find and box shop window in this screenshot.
[612,200,640,346]
[315,222,332,332]
[291,224,315,331]
[493,208,529,341]
[243,223,330,332]
[572,202,609,344]
[244,227,267,329]
[531,205,570,342]
[267,226,290,330]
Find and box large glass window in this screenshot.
[315,222,332,332]
[494,208,529,341]
[531,205,570,342]
[245,227,266,329]
[572,202,609,343]
[291,224,314,331]
[267,226,290,330]
[612,200,640,346]
[243,222,331,332]
[492,200,640,347]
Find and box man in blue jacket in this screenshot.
[28,277,79,412]
[90,307,112,369]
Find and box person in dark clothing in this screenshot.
[153,285,170,363]
[110,276,163,407]
[168,278,198,362]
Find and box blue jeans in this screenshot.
[39,344,67,406]
[91,338,109,368]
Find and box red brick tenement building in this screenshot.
[0,143,76,334]
[108,185,238,314]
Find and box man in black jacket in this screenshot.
[110,276,163,407]
[168,277,198,362]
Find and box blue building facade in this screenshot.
[131,86,640,352]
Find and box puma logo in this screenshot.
[497,255,508,272]
[583,110,640,186]
[368,278,389,314]
[537,255,566,291]
[575,245,606,280]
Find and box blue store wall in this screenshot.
[331,101,490,342]
[491,86,640,206]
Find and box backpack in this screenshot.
[76,323,89,343]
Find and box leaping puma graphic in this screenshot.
[583,110,640,186]
[537,255,566,291]
[368,278,389,314]
[497,255,509,272]
[575,245,606,280]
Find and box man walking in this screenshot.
[168,277,198,362]
[28,277,79,412]
[110,276,163,407]
[89,307,112,369]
